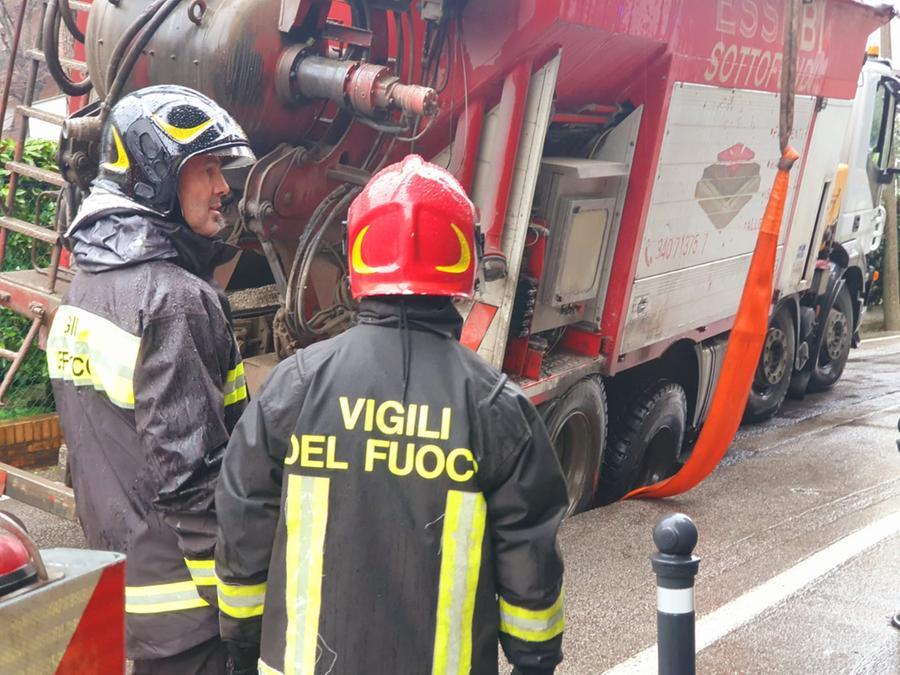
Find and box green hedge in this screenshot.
[0,138,59,420]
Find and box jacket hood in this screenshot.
[357,296,464,402]
[65,186,237,278]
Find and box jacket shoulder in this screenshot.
[136,262,224,323]
[447,341,536,471]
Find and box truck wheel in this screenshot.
[541,377,607,516]
[599,381,686,504]
[743,306,795,423]
[808,285,852,392]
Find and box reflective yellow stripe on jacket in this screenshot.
[431,490,487,675]
[125,580,208,614]
[217,577,267,619]
[185,558,217,587]
[46,305,140,409]
[284,475,330,675]
[499,591,565,642]
[258,659,284,675]
[224,361,248,407]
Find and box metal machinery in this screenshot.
[0,0,896,514]
[0,512,125,671]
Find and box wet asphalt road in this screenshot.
[557,334,900,674]
[5,335,900,674]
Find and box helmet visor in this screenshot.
[211,144,256,169]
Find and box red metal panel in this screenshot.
[669,0,887,101]
[523,348,543,380]
[502,336,529,375]
[56,561,126,674]
[560,326,604,358]
[598,53,675,375]
[446,98,485,192]
[459,301,497,352]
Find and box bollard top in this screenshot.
[653,513,698,557]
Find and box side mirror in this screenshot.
[875,166,900,184]
[874,76,900,183]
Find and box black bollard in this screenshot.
[651,513,700,675]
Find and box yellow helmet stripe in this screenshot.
[351,225,398,275]
[435,223,471,274]
[102,126,130,173]
[151,114,214,144]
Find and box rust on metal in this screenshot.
[0,314,43,403]
[25,48,88,72]
[188,0,207,26]
[4,161,67,188]
[18,105,66,126]
[0,0,29,153]
[0,216,61,245]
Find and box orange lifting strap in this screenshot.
[625,147,800,501]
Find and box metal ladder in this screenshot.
[0,0,91,403]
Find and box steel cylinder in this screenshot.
[85,0,318,152]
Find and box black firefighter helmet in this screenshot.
[95,85,255,216]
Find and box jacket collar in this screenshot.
[66,199,237,279]
[357,297,463,341]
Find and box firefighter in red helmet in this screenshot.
[215,155,568,675]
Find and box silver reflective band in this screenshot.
[284,475,330,675]
[125,580,208,614]
[657,586,694,615]
[431,490,487,675]
[498,593,564,642]
[185,559,216,586]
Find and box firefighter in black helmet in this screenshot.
[215,156,568,675]
[47,85,256,674]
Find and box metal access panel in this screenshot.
[543,197,616,305]
[530,159,629,333]
[621,83,815,354]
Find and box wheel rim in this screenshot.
[756,327,788,390]
[635,426,677,487]
[823,306,849,363]
[553,410,593,513]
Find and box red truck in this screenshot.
[0,0,896,517]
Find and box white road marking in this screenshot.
[603,512,900,674]
[861,333,900,344]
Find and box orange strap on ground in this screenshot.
[624,147,800,501]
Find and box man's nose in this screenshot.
[213,168,230,197]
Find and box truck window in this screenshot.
[870,83,896,171]
[870,86,886,154]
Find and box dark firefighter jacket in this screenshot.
[47,188,248,659]
[215,297,568,675]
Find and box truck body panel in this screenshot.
[1,0,896,510]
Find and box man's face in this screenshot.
[177,154,229,237]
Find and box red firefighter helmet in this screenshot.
[347,155,477,299]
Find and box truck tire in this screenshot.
[808,285,852,392]
[541,377,607,516]
[598,381,686,504]
[743,306,795,423]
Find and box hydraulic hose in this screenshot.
[284,185,350,337]
[58,0,85,43]
[104,0,169,93]
[295,187,360,336]
[42,0,91,96]
[103,0,182,119]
